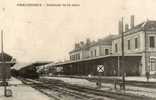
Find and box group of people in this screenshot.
[87,71,151,89]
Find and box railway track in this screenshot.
[35,84,95,100]
[22,79,111,100]
[22,78,155,100]
[42,78,156,100]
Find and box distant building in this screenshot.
[69,35,116,61]
[89,36,114,57]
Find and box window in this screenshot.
[75,54,80,60]
[72,55,74,60]
[70,56,72,60]
[115,43,118,52]
[135,38,138,49]
[74,55,76,60]
[75,54,77,60]
[150,58,156,71]
[105,49,109,55]
[77,54,80,60]
[94,49,96,56]
[149,36,155,48]
[71,55,73,60]
[128,40,131,50]
[91,51,93,57]
[151,62,156,71]
[76,54,78,60]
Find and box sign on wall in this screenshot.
[97,65,104,72]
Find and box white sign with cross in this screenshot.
[97,65,104,72]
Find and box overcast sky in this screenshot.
[0,0,156,63]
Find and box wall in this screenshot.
[69,50,82,61]
[144,31,156,75]
[89,45,100,57]
[99,45,112,56]
[112,31,145,55]
[82,49,89,59]
[112,30,156,75]
[112,31,145,75]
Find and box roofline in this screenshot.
[69,35,117,54]
[112,28,143,40]
[54,54,142,66]
[18,61,52,70]
[69,42,112,54]
[37,62,55,67]
[113,20,156,40]
[0,61,16,67]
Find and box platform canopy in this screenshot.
[0,52,16,66]
[0,52,12,61]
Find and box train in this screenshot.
[15,55,142,79]
[18,65,39,79]
[16,62,51,79]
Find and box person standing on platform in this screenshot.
[146,71,150,82]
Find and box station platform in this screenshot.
[52,75,156,83]
[42,76,156,99]
[0,77,53,100]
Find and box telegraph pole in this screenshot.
[121,17,125,90]
[1,30,7,96]
[117,55,120,76]
[1,30,13,97]
[1,30,3,53]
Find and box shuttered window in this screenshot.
[105,49,109,55]
[115,44,118,52]
[149,36,155,48]
[135,38,138,49]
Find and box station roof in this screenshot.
[0,52,13,62]
[0,52,16,66]
[113,20,156,40]
[69,34,117,54]
[54,53,142,66]
[17,61,52,71]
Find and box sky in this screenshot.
[0,0,156,63]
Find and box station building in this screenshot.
[69,35,114,61]
[112,17,156,75]
[52,15,156,76]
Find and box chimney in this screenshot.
[118,20,123,34]
[98,39,102,42]
[77,43,80,48]
[80,41,84,46]
[75,43,80,49]
[86,38,91,45]
[75,43,78,49]
[125,24,129,32]
[130,15,135,29]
